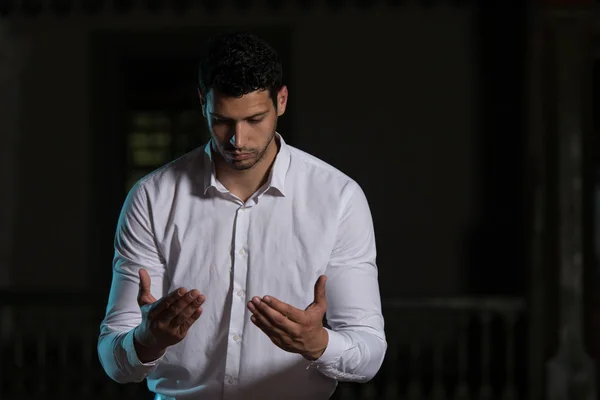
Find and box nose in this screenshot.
[229,123,246,149]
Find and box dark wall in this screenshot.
[5,3,529,298]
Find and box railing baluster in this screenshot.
[0,336,3,398]
[36,327,47,396]
[479,310,493,400]
[431,315,446,400]
[406,322,423,400]
[81,324,93,397]
[59,332,70,397]
[104,371,119,398]
[0,305,9,395]
[337,382,356,400]
[454,313,470,400]
[13,316,24,397]
[383,329,399,400]
[502,312,518,400]
[361,381,378,400]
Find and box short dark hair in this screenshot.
[198,31,283,105]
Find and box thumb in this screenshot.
[137,268,154,306]
[313,275,327,308]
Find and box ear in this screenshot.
[276,85,288,117]
[198,88,207,118]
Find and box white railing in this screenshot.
[0,294,527,400]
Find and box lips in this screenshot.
[229,152,253,160]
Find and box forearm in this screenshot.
[98,327,163,383]
[99,182,168,383]
[310,328,387,383]
[315,181,387,381]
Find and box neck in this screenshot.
[214,136,279,202]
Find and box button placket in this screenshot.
[223,204,251,393]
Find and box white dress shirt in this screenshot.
[98,134,387,400]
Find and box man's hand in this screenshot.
[133,268,205,363]
[247,275,329,361]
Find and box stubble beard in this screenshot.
[227,129,276,171]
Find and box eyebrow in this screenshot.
[209,111,269,120]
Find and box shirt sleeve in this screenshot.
[309,181,387,383]
[97,182,167,383]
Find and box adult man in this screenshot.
[98,31,387,400]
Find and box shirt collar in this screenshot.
[202,133,291,197]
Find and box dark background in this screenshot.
[0,0,599,399]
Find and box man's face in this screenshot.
[200,87,288,170]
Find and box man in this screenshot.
[98,31,387,400]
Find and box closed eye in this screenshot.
[211,118,229,125]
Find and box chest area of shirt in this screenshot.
[160,201,338,294]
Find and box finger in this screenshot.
[170,293,205,328]
[138,293,156,307]
[137,269,154,306]
[157,289,203,324]
[249,297,297,331]
[178,306,203,333]
[190,307,202,320]
[313,275,327,307]
[147,288,187,319]
[139,269,151,292]
[261,296,305,324]
[250,308,287,339]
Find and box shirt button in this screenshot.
[228,377,235,384]
[239,248,246,256]
[233,334,240,342]
[236,289,245,298]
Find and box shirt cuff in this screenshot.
[123,328,165,368]
[310,328,348,368]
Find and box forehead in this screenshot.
[206,89,272,117]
